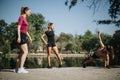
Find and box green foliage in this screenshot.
[56,30,112,55]
[109,0,120,19]
[65,0,120,19]
[27,13,47,52]
[0,19,18,50]
[65,0,78,10]
[112,30,120,65]
[84,30,92,36]
[65,0,120,27]
[81,30,97,53]
[65,42,74,51]
[64,57,83,67]
[56,32,74,53]
[25,58,41,68]
[3,42,11,54]
[0,20,13,68]
[0,42,11,69]
[82,37,97,53]
[42,58,48,68]
[97,20,120,27]
[27,13,46,34]
[0,20,8,51]
[101,33,112,45]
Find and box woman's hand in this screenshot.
[46,43,48,47]
[97,31,101,35]
[17,37,21,43]
[29,38,32,44]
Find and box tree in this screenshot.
[65,0,120,27]
[65,42,74,52]
[8,22,18,50]
[56,32,74,53]
[112,30,120,64]
[0,20,8,47]
[100,33,112,45]
[0,20,13,68]
[74,34,82,53]
[27,13,46,52]
[0,20,13,51]
[84,30,92,37]
[81,30,97,54]
[27,13,46,34]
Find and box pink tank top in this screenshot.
[18,16,28,34]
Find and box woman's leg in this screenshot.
[47,47,52,67]
[104,54,110,69]
[19,44,28,68]
[52,46,62,65]
[16,45,24,68]
[84,57,94,64]
[82,57,94,68]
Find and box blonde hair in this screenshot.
[21,7,30,15]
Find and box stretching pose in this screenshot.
[41,23,62,68]
[82,31,114,69]
[16,7,32,73]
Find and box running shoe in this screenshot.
[17,68,29,73]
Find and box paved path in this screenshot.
[0,67,120,80]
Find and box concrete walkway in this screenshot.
[0,67,120,80]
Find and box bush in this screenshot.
[0,57,106,69]
[25,57,41,68]
[0,43,11,69]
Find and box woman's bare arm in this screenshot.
[41,33,48,46]
[98,32,105,48]
[17,25,21,43]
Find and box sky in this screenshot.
[0,0,119,36]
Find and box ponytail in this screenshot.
[21,7,24,15]
[21,7,30,15]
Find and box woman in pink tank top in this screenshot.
[15,7,32,73]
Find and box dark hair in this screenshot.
[48,23,53,29]
[21,7,30,15]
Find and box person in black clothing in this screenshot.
[41,23,62,68]
[82,31,114,69]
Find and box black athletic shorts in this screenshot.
[91,52,99,59]
[47,42,56,47]
[17,32,27,45]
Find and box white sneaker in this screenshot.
[17,68,29,73]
